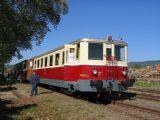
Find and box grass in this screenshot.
[9,83,130,120]
[133,80,160,90]
[25,105,37,112]
[1,80,159,120]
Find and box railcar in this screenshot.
[13,60,27,80]
[13,59,34,81]
[29,37,133,95]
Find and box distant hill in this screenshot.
[128,60,160,68]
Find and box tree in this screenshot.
[0,0,69,73]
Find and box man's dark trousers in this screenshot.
[31,84,37,95]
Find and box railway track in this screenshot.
[127,88,160,102]
[136,94,160,102]
[108,106,149,120]
[115,102,160,116]
[111,101,160,120]
[128,88,160,94]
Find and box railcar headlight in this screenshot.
[92,69,98,75]
[122,70,127,76]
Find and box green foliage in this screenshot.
[131,64,142,69]
[134,80,160,90]
[0,0,68,72]
[25,105,37,112]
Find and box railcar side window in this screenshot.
[41,58,43,67]
[62,52,65,65]
[49,55,53,66]
[45,57,48,67]
[29,61,33,67]
[76,44,80,60]
[34,61,36,68]
[66,50,68,63]
[115,45,125,61]
[68,48,75,63]
[55,53,59,65]
[70,48,75,53]
[88,43,103,60]
[23,63,26,69]
[37,59,40,68]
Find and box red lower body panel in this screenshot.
[35,65,128,82]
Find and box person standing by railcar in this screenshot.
[28,72,40,96]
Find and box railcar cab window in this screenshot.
[88,43,103,60]
[106,46,112,60]
[115,45,125,61]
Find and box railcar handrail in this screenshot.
[106,56,117,61]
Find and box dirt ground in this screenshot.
[0,82,160,120]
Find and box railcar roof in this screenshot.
[33,38,128,59]
[14,60,28,66]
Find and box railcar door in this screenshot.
[27,59,34,78]
[105,44,118,80]
[64,44,76,64]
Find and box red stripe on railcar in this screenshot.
[34,65,128,81]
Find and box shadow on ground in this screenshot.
[0,86,17,92]
[0,99,37,120]
[39,91,54,95]
[72,92,137,104]
[0,80,17,86]
[0,81,37,120]
[39,84,137,105]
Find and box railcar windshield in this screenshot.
[88,43,103,60]
[115,45,125,61]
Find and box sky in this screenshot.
[10,0,160,65]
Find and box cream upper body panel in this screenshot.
[33,38,128,69]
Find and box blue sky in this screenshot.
[10,0,160,64]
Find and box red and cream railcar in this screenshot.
[31,38,133,93]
